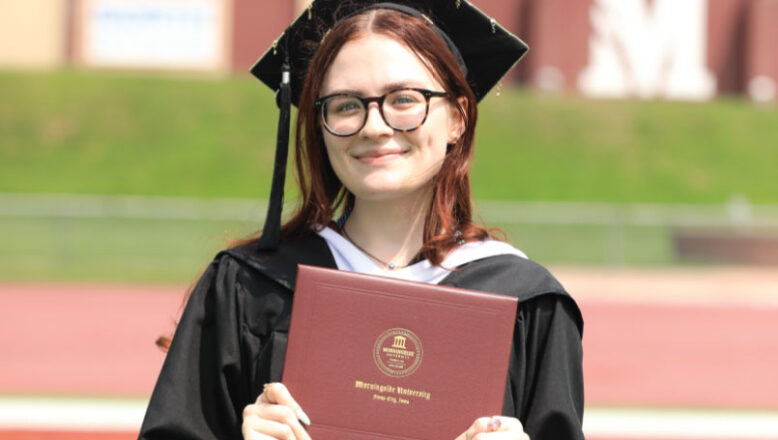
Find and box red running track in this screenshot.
[0,431,135,440]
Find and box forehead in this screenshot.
[320,34,442,95]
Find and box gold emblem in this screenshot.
[392,335,407,349]
[374,328,423,377]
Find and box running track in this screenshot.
[2,267,777,439]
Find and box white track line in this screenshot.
[0,397,146,431]
[1,397,778,438]
[584,407,778,439]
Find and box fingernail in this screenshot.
[297,408,311,427]
[487,417,501,432]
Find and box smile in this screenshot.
[353,149,408,165]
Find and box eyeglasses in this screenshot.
[314,88,449,137]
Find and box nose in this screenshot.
[360,103,394,138]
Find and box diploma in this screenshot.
[283,265,518,440]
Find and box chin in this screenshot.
[351,186,408,200]
[350,180,432,203]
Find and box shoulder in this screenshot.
[441,254,582,331]
[189,231,336,313]
[187,231,337,334]
[442,253,565,300]
[212,230,338,291]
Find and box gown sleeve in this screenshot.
[139,255,251,440]
[504,294,585,440]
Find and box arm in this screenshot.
[139,256,248,440]
[508,294,585,440]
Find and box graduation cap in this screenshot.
[250,0,528,251]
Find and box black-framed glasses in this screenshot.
[314,88,449,137]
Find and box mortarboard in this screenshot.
[250,0,528,250]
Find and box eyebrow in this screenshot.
[322,80,430,97]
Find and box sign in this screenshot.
[80,0,226,70]
[578,0,716,100]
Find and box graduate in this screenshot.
[139,1,584,439]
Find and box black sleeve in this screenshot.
[139,256,250,440]
[503,294,585,440]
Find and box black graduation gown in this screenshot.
[139,232,584,440]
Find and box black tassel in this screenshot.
[257,59,291,251]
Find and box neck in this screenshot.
[342,189,431,269]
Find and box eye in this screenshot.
[393,95,414,104]
[336,101,360,113]
[327,96,363,115]
[387,90,424,109]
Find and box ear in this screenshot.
[447,96,468,144]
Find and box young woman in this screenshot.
[139,2,584,440]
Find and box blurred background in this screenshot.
[1,0,777,439]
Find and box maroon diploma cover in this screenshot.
[283,265,519,439]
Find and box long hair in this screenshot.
[157,9,493,351]
[275,8,493,265]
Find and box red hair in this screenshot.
[277,8,495,266]
[157,9,494,351]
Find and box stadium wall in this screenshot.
[0,0,775,101]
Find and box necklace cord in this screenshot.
[341,227,409,270]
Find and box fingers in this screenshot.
[259,383,311,427]
[243,404,311,440]
[242,382,311,440]
[487,417,502,432]
[242,414,296,440]
[462,416,529,440]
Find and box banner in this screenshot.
[80,0,226,71]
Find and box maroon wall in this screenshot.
[224,0,776,100]
[63,0,77,66]
[517,0,590,90]
[707,0,778,96]
[231,0,294,73]
[707,0,752,94]
[440,0,591,89]
[745,0,778,94]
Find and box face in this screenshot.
[318,34,463,202]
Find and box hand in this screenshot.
[242,382,312,440]
[455,416,530,440]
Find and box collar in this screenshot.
[316,226,527,284]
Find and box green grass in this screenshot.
[474,92,778,203]
[1,70,776,203]
[0,70,278,198]
[1,70,776,281]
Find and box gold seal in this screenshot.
[373,328,423,377]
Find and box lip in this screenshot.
[352,148,408,165]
